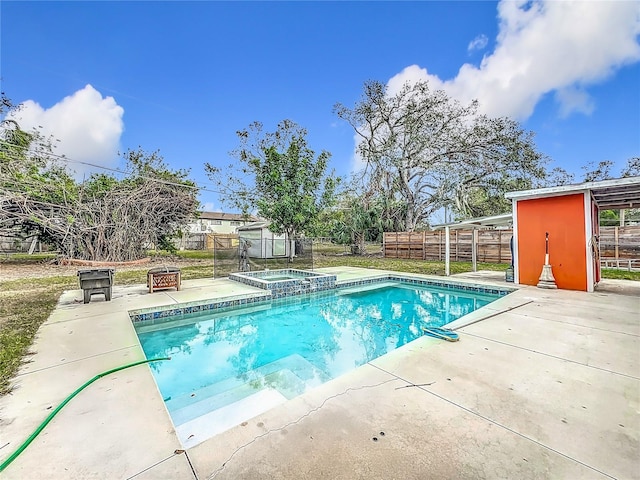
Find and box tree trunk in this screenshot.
[288,229,296,262]
[405,203,415,232]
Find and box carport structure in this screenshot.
[433,176,640,291]
[506,176,640,292]
[432,213,513,276]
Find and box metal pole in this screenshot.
[445,226,451,276]
[472,229,478,272]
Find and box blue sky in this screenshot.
[2,1,639,217]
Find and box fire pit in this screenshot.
[147,266,181,293]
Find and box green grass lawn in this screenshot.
[313,254,509,276]
[600,268,640,281]
[1,250,638,395]
[147,249,215,260]
[0,276,77,395]
[0,252,58,263]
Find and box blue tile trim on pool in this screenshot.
[229,269,337,298]
[338,275,514,297]
[128,275,515,323]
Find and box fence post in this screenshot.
[212,236,216,277]
[382,233,386,259]
[395,232,399,259]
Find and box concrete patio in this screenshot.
[0,267,638,479]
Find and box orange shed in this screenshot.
[506,177,640,292]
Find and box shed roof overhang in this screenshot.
[431,212,513,231]
[236,221,270,230]
[504,176,640,210]
[431,212,513,277]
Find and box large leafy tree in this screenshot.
[205,120,340,241]
[318,174,408,252]
[621,157,639,178]
[582,160,614,182]
[1,95,199,261]
[334,80,547,229]
[581,157,640,226]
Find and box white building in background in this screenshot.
[236,221,295,259]
[187,212,258,234]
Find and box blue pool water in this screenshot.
[135,281,500,446]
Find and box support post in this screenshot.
[445,226,451,276]
[472,229,478,272]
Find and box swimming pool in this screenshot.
[134,279,505,447]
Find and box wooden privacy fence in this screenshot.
[206,233,239,250]
[384,225,640,264]
[598,225,640,259]
[384,230,513,264]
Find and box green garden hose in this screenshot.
[0,357,170,473]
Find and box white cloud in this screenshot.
[388,65,444,96]
[8,84,124,179]
[468,34,488,53]
[554,86,595,118]
[388,0,640,120]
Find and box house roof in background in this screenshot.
[505,176,640,210]
[197,211,259,222]
[236,221,271,230]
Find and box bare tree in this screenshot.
[334,80,546,229]
[1,104,198,261]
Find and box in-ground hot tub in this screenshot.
[229,269,336,298]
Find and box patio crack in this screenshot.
[126,450,198,479]
[206,377,398,479]
[370,363,617,480]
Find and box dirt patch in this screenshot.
[58,257,152,266]
[0,257,211,282]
